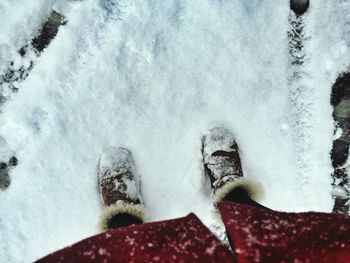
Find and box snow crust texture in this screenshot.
[1,0,350,261]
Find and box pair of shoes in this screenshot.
[98,127,262,231]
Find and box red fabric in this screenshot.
[37,202,350,262]
[36,213,235,263]
[219,201,350,263]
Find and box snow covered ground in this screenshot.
[1,0,350,261]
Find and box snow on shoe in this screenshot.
[202,127,263,206]
[98,147,146,231]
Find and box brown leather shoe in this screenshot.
[202,127,263,207]
[98,147,146,231]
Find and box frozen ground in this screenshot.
[1,0,350,261]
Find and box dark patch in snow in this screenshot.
[0,156,18,190]
[31,11,67,53]
[290,0,309,16]
[9,156,18,167]
[330,72,350,215]
[0,162,10,190]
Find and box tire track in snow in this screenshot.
[289,0,350,213]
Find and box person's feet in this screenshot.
[98,147,146,231]
[97,128,264,231]
[202,127,263,207]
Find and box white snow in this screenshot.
[1,0,350,262]
[0,136,13,161]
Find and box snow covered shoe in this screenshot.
[98,147,146,231]
[202,127,263,208]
